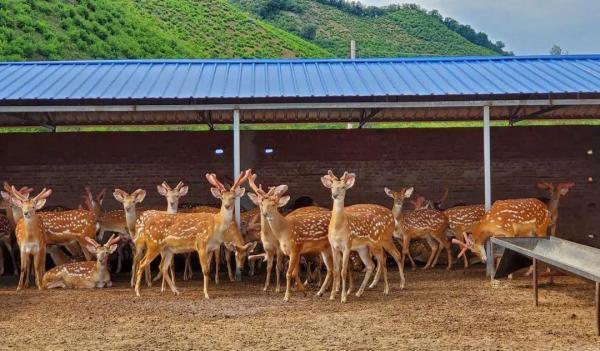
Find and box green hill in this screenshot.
[231,0,507,57]
[0,0,331,61]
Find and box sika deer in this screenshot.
[537,182,574,236]
[323,171,404,303]
[11,187,52,290]
[43,235,120,289]
[444,204,485,268]
[134,170,255,298]
[0,214,18,275]
[453,198,550,262]
[385,186,451,271]
[247,174,334,301]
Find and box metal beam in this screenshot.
[2,98,600,113]
[509,105,565,126]
[358,108,382,128]
[483,105,492,210]
[233,109,241,227]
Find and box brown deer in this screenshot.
[385,186,451,271]
[11,187,52,290]
[453,198,550,262]
[0,214,18,276]
[43,235,120,289]
[537,182,574,236]
[247,174,333,302]
[322,171,404,303]
[134,170,255,298]
[443,204,486,268]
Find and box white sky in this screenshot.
[359,0,600,55]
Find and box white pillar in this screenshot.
[350,40,356,59]
[483,105,492,210]
[233,109,241,227]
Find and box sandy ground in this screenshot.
[0,265,599,351]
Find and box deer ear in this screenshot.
[178,186,189,197]
[234,187,246,198]
[113,190,125,203]
[34,198,47,210]
[537,182,552,190]
[277,195,291,208]
[344,173,356,189]
[558,185,573,196]
[404,187,414,198]
[321,176,333,189]
[384,187,395,198]
[133,189,146,203]
[157,185,168,196]
[1,191,10,201]
[247,192,261,206]
[86,245,97,255]
[97,189,106,205]
[210,187,223,199]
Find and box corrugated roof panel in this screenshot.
[1,55,600,102]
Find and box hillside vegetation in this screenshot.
[0,0,330,61]
[232,0,506,57]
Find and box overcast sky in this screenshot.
[360,0,599,55]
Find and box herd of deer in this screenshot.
[0,170,574,303]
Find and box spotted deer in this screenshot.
[322,171,404,303]
[134,170,256,298]
[537,182,574,236]
[385,186,452,271]
[0,214,18,276]
[247,173,333,302]
[43,235,120,289]
[453,198,550,262]
[443,204,486,268]
[11,187,52,290]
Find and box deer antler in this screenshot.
[557,182,575,190]
[327,170,338,180]
[161,181,173,191]
[231,169,251,190]
[537,181,554,190]
[248,173,267,196]
[206,173,227,192]
[105,234,121,247]
[174,181,185,191]
[10,186,29,202]
[84,236,101,248]
[32,188,52,202]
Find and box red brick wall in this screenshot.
[1,126,598,245]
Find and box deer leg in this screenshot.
[429,236,444,268]
[423,238,439,270]
[214,249,220,285]
[316,256,323,286]
[381,255,389,295]
[316,250,333,297]
[441,237,453,271]
[135,249,160,297]
[347,265,354,295]
[303,259,311,286]
[369,247,384,290]
[17,253,29,291]
[263,250,274,292]
[161,250,179,295]
[275,251,283,293]
[198,248,211,299]
[184,253,193,281]
[382,239,405,290]
[329,249,341,301]
[340,248,351,303]
[355,247,375,298]
[402,235,416,271]
[115,243,124,274]
[225,248,235,282]
[292,257,306,296]
[34,249,45,290]
[284,252,301,302]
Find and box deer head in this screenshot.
[321,170,356,201]
[10,186,52,220]
[83,186,106,218]
[246,172,289,220]
[113,189,146,215]
[224,241,258,281]
[384,186,414,216]
[206,170,251,212]
[84,234,120,266]
[410,194,428,210]
[537,182,575,202]
[157,181,189,214]
[2,182,33,208]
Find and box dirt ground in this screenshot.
[1,265,598,351]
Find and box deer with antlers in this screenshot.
[322,171,405,303]
[42,235,120,289]
[385,186,452,271]
[134,170,256,298]
[10,187,52,290]
[537,181,575,236]
[247,172,333,301]
[443,204,486,268]
[453,198,550,263]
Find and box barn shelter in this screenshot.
[0,55,599,245]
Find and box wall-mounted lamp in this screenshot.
[587,149,594,155]
[214,148,224,155]
[264,148,274,154]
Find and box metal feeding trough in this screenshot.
[488,237,600,336]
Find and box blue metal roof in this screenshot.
[1,55,600,102]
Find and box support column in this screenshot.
[233,109,241,227]
[483,105,492,211]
